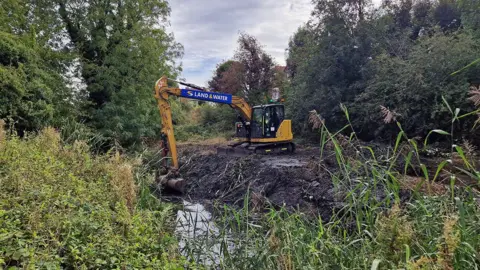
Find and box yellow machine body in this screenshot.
[154,76,294,170]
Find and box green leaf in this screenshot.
[95,258,106,265]
[431,129,450,135]
[442,96,453,114]
[403,151,413,175]
[454,166,478,181]
[450,58,480,76]
[0,233,13,242]
[405,244,411,263]
[12,250,22,260]
[454,145,472,169]
[454,108,460,121]
[362,146,376,160]
[450,175,456,200]
[340,103,350,121]
[424,129,450,147]
[420,163,429,181]
[409,139,420,160]
[393,131,403,155]
[457,108,480,119]
[433,160,448,182]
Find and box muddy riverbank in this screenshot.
[161,144,344,220]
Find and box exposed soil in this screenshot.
[170,143,343,219]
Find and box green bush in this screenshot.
[0,127,185,269]
[199,104,237,132]
[172,103,237,142]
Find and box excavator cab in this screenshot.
[250,104,285,139]
[234,103,294,153]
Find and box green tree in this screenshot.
[286,0,480,143]
[0,0,76,134]
[353,32,480,140]
[434,0,462,31]
[458,0,480,36]
[52,0,183,148]
[286,0,374,135]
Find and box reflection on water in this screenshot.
[262,157,305,168]
[175,201,234,266]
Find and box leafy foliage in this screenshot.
[0,128,185,269]
[286,0,480,142]
[355,32,480,140]
[51,0,183,148]
[0,0,183,148]
[0,31,73,134]
[174,102,237,142]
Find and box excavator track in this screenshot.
[251,142,295,154]
[217,142,295,156]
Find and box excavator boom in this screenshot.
[154,76,252,170]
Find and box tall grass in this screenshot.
[179,101,480,269]
[0,127,186,269]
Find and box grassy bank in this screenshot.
[0,124,186,269]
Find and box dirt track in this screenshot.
[171,143,342,219]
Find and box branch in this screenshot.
[58,0,83,45]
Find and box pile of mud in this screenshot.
[175,145,343,219]
[159,140,480,220]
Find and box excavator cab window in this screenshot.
[250,105,285,139]
[253,108,263,123]
[264,105,284,138]
[250,108,264,138]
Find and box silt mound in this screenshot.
[175,145,342,219]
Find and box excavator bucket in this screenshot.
[157,170,186,193]
[165,177,186,193]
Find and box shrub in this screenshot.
[172,103,238,142]
[0,128,185,269]
[199,104,237,132]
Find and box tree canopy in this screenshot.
[0,0,183,148]
[286,0,480,142]
[209,33,276,105]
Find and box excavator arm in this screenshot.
[154,76,252,170]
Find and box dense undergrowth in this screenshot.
[0,123,186,269]
[203,196,479,269]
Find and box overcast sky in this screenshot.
[168,0,381,86]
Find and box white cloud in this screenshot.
[168,0,383,86]
[168,0,312,86]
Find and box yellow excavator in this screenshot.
[154,76,295,191]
